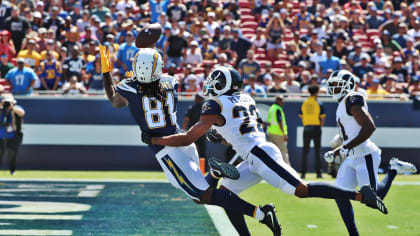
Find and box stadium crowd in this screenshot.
[0,0,420,99]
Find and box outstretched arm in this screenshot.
[99,44,128,108]
[152,115,220,146]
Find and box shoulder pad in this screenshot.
[201,99,223,116]
[159,76,178,91]
[117,79,138,94]
[345,93,365,116]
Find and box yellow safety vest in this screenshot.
[267,104,287,136]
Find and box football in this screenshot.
[135,23,162,48]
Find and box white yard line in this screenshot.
[204,205,238,236]
[0,230,72,235]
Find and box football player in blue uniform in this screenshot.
[324,70,417,236]
[99,45,282,235]
[146,66,389,235]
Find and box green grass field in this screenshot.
[0,171,419,236]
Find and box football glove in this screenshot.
[206,128,225,144]
[99,44,113,74]
[324,151,335,163]
[339,147,353,159]
[125,70,134,78]
[141,131,153,145]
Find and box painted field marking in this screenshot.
[0,201,90,213]
[0,215,82,220]
[204,205,238,236]
[0,230,72,235]
[387,225,399,229]
[0,223,12,225]
[1,178,420,185]
[307,224,318,228]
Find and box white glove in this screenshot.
[339,148,352,159]
[324,151,335,163]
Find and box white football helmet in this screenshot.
[327,70,356,99]
[203,66,243,97]
[132,48,163,84]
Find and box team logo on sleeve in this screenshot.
[202,102,211,113]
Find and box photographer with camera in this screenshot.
[0,95,24,175]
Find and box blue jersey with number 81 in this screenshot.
[116,76,178,153]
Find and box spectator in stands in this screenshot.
[380,12,401,36]
[266,13,284,59]
[299,71,313,93]
[167,0,187,22]
[348,43,369,67]
[82,44,96,64]
[408,19,420,39]
[238,50,260,80]
[5,58,37,95]
[268,72,287,93]
[392,23,409,49]
[40,40,59,61]
[43,6,65,41]
[156,25,171,52]
[310,41,326,74]
[251,27,267,49]
[38,51,62,91]
[0,0,12,30]
[230,28,252,66]
[116,31,138,75]
[372,44,388,74]
[164,27,187,68]
[213,53,231,68]
[184,74,200,94]
[392,56,409,82]
[253,0,273,20]
[205,12,219,37]
[281,72,300,93]
[366,5,385,29]
[403,38,418,59]
[150,0,170,23]
[63,75,86,95]
[407,53,420,76]
[383,75,401,94]
[353,54,374,79]
[0,30,15,62]
[92,0,111,22]
[63,45,86,82]
[86,56,104,92]
[367,78,389,98]
[243,74,267,98]
[408,75,420,97]
[333,33,349,60]
[200,35,216,60]
[257,62,272,84]
[17,39,41,69]
[381,30,395,55]
[293,43,312,69]
[184,41,203,66]
[320,46,341,78]
[0,53,13,78]
[3,6,30,51]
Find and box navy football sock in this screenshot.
[225,210,251,236]
[336,199,359,236]
[211,189,256,217]
[377,169,397,200]
[205,173,219,187]
[308,182,356,200]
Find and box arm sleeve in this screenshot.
[345,94,364,116]
[201,99,222,115]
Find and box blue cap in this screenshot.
[412,75,419,82]
[372,78,380,84]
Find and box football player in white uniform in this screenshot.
[324,70,417,236]
[146,66,388,235]
[99,46,282,235]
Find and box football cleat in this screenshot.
[260,204,282,236]
[208,158,240,180]
[390,157,417,174]
[360,185,388,214]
